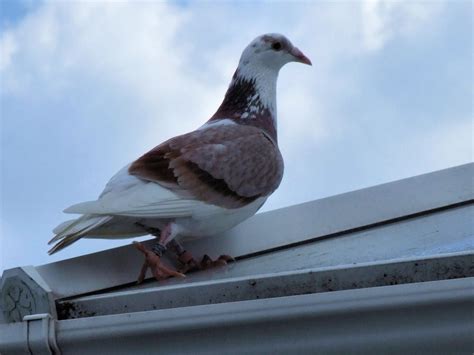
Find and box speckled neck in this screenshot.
[210,69,278,143]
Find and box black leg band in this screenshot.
[152,243,167,257]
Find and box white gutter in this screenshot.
[1,277,473,354]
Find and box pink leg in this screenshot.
[158,223,174,245]
[134,223,185,283]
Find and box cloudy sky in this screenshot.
[1,0,472,272]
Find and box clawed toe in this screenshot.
[134,241,185,283]
[200,254,235,270]
[167,239,235,274]
[178,260,199,274]
[151,263,185,280]
[177,251,200,274]
[177,252,235,273]
[217,254,235,263]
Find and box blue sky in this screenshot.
[1,0,472,272]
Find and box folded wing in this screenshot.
[129,124,284,209]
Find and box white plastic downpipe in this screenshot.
[23,314,60,354]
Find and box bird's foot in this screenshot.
[178,251,235,274]
[176,250,200,274]
[134,241,185,284]
[200,254,235,270]
[166,239,235,274]
[177,252,235,273]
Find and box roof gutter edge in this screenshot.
[51,277,474,354]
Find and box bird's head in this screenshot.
[239,33,312,71]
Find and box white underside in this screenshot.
[53,164,267,245]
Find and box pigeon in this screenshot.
[49,33,311,282]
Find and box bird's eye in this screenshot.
[272,42,282,51]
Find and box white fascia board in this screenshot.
[51,278,474,355]
[56,251,474,319]
[9,163,474,299]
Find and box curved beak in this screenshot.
[290,46,312,66]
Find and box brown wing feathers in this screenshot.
[128,125,283,209]
[128,149,176,184]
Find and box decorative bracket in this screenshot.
[0,266,57,324]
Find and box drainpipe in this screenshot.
[0,314,60,354]
[24,314,60,354]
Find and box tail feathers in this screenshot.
[49,215,109,244]
[48,215,112,255]
[52,219,77,235]
[50,216,85,244]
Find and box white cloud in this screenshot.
[0,0,445,138]
[0,31,17,72]
[361,0,443,51]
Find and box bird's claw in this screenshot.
[134,242,185,283]
[200,254,235,270]
[177,252,235,273]
[177,251,200,274]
